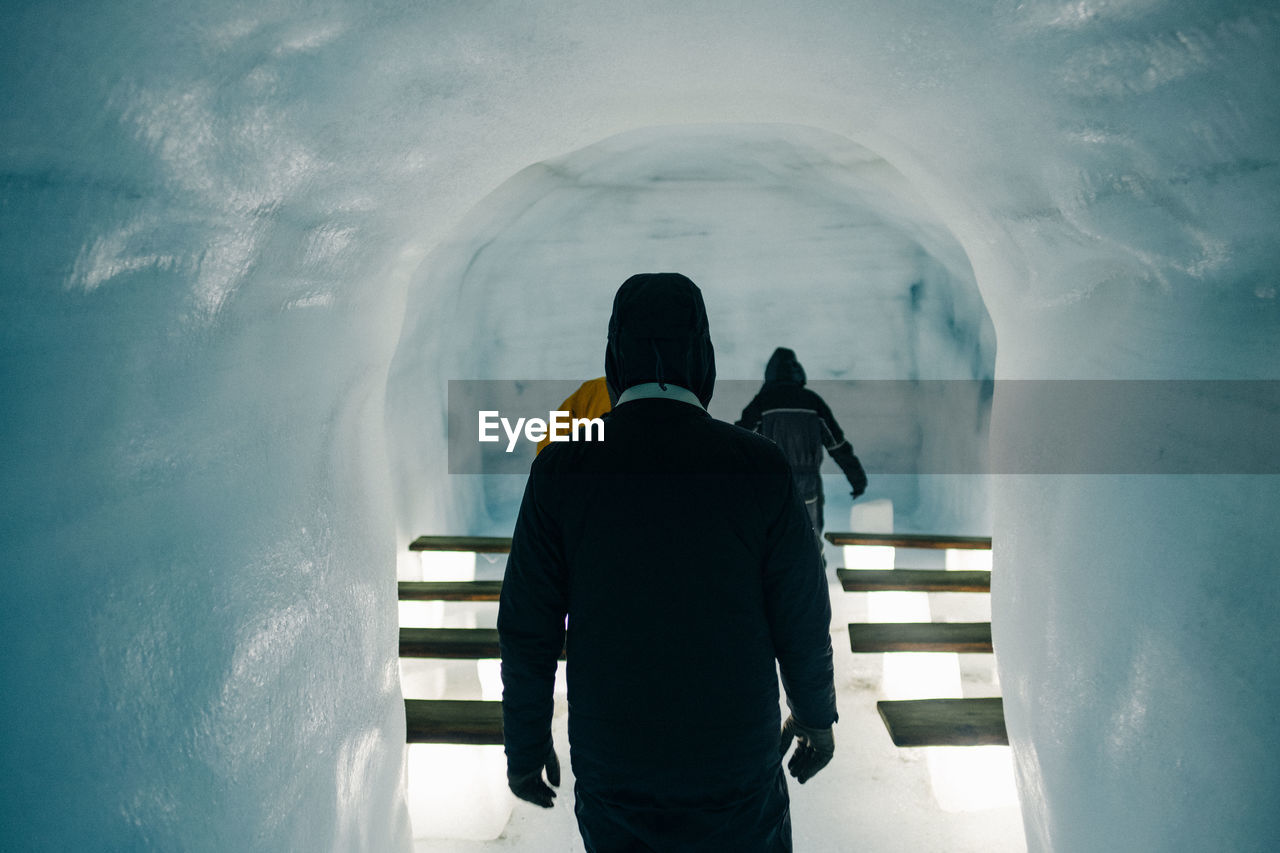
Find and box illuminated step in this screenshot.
[399,581,503,601]
[848,622,993,653]
[876,697,1007,746]
[409,535,512,553]
[825,531,992,550]
[405,699,504,744]
[837,568,990,593]
[400,628,501,659]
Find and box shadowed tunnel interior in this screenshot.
[2,2,1278,851]
[386,124,997,545]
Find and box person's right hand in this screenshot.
[507,745,561,807]
[778,715,835,783]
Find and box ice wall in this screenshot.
[3,1,1278,851]
[1,3,422,849]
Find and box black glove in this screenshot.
[778,715,834,784]
[507,743,560,808]
[850,488,865,500]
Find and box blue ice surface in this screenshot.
[4,2,1280,851]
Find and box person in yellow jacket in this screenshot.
[535,377,614,455]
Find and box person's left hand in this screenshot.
[778,715,834,783]
[507,744,561,807]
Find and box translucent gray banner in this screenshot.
[446,380,1280,475]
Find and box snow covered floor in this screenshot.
[400,509,1025,852]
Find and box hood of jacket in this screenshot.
[764,347,806,386]
[605,272,716,407]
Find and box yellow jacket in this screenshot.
[536,377,612,454]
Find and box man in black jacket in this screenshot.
[736,347,868,545]
[497,273,837,852]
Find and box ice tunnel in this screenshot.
[2,2,1278,852]
[385,122,997,546]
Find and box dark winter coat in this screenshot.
[498,274,837,851]
[736,348,868,502]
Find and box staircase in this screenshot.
[826,531,1007,747]
[399,532,1007,749]
[400,536,512,744]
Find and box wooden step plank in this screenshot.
[409,535,512,553]
[825,531,992,550]
[876,697,1007,746]
[399,628,566,660]
[848,622,993,653]
[837,568,991,593]
[399,581,503,601]
[400,627,501,659]
[405,699,504,744]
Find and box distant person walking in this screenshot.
[499,274,837,852]
[736,347,868,544]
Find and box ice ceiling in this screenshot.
[2,1,1278,851]
[386,123,997,542]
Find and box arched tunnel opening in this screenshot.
[387,123,1008,847]
[387,123,996,546]
[3,3,1278,852]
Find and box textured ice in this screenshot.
[387,124,996,541]
[3,1,1278,852]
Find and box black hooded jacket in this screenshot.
[498,274,837,818]
[736,348,868,502]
